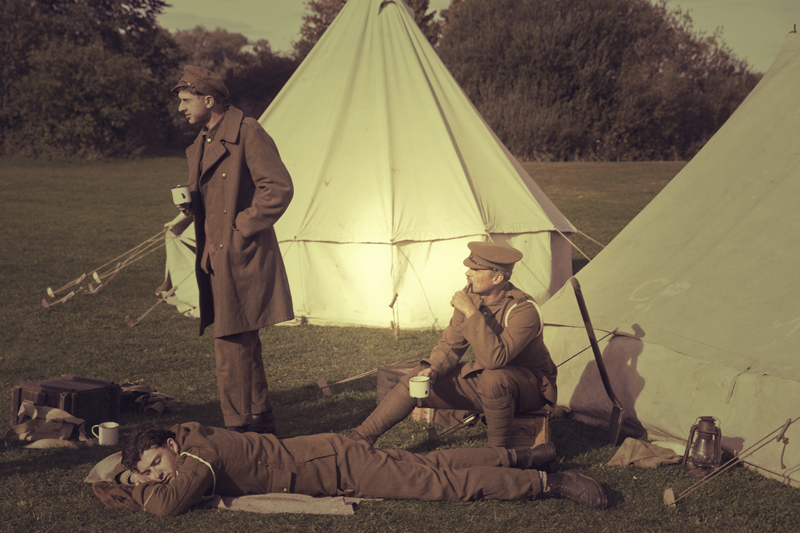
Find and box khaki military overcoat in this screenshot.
[186,106,294,337]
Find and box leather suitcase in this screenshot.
[10,375,121,428]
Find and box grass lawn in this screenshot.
[1,156,797,532]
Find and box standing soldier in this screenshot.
[172,66,294,433]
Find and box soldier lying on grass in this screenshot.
[96,422,607,516]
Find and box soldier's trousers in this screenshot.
[215,330,273,427]
[354,363,545,446]
[330,435,544,501]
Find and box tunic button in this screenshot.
[206,138,211,143]
[283,488,288,493]
[223,209,227,214]
[222,173,227,178]
[219,244,223,249]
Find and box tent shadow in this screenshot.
[550,418,611,458]
[569,325,647,440]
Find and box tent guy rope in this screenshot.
[664,415,799,507]
[42,228,168,308]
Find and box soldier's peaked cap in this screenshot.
[463,242,523,272]
[171,65,229,100]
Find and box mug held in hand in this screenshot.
[409,376,431,398]
[172,186,190,205]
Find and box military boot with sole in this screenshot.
[545,469,607,510]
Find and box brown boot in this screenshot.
[251,411,277,435]
[513,442,556,469]
[545,470,607,510]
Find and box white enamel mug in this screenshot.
[92,422,120,446]
[409,376,431,399]
[171,185,190,205]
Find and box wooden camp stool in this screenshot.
[506,409,551,450]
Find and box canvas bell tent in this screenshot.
[541,32,800,486]
[256,0,575,328]
[161,214,200,319]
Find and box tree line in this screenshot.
[1,0,761,161]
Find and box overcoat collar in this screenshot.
[186,105,245,183]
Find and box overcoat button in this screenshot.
[222,173,227,178]
[219,244,223,248]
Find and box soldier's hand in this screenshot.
[417,367,438,384]
[450,290,477,318]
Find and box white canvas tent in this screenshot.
[160,214,200,318]
[255,0,575,329]
[541,32,800,486]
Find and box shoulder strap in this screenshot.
[180,451,216,496]
[503,297,543,336]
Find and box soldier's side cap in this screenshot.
[463,242,523,272]
[171,65,230,100]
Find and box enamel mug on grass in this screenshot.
[409,376,431,399]
[92,422,119,446]
[171,185,190,205]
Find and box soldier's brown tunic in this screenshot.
[131,423,544,516]
[422,283,558,407]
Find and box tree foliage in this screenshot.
[437,0,762,161]
[293,0,442,61]
[1,0,183,159]
[172,27,299,127]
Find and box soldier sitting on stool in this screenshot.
[349,241,557,449]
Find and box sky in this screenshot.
[158,0,800,74]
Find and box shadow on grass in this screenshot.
[0,438,124,479]
[600,484,625,509]
[109,376,381,440]
[550,418,609,458]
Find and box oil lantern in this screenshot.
[681,416,723,478]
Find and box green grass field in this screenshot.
[1,156,798,532]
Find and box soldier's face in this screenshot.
[177,91,212,126]
[466,268,499,295]
[136,438,179,485]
